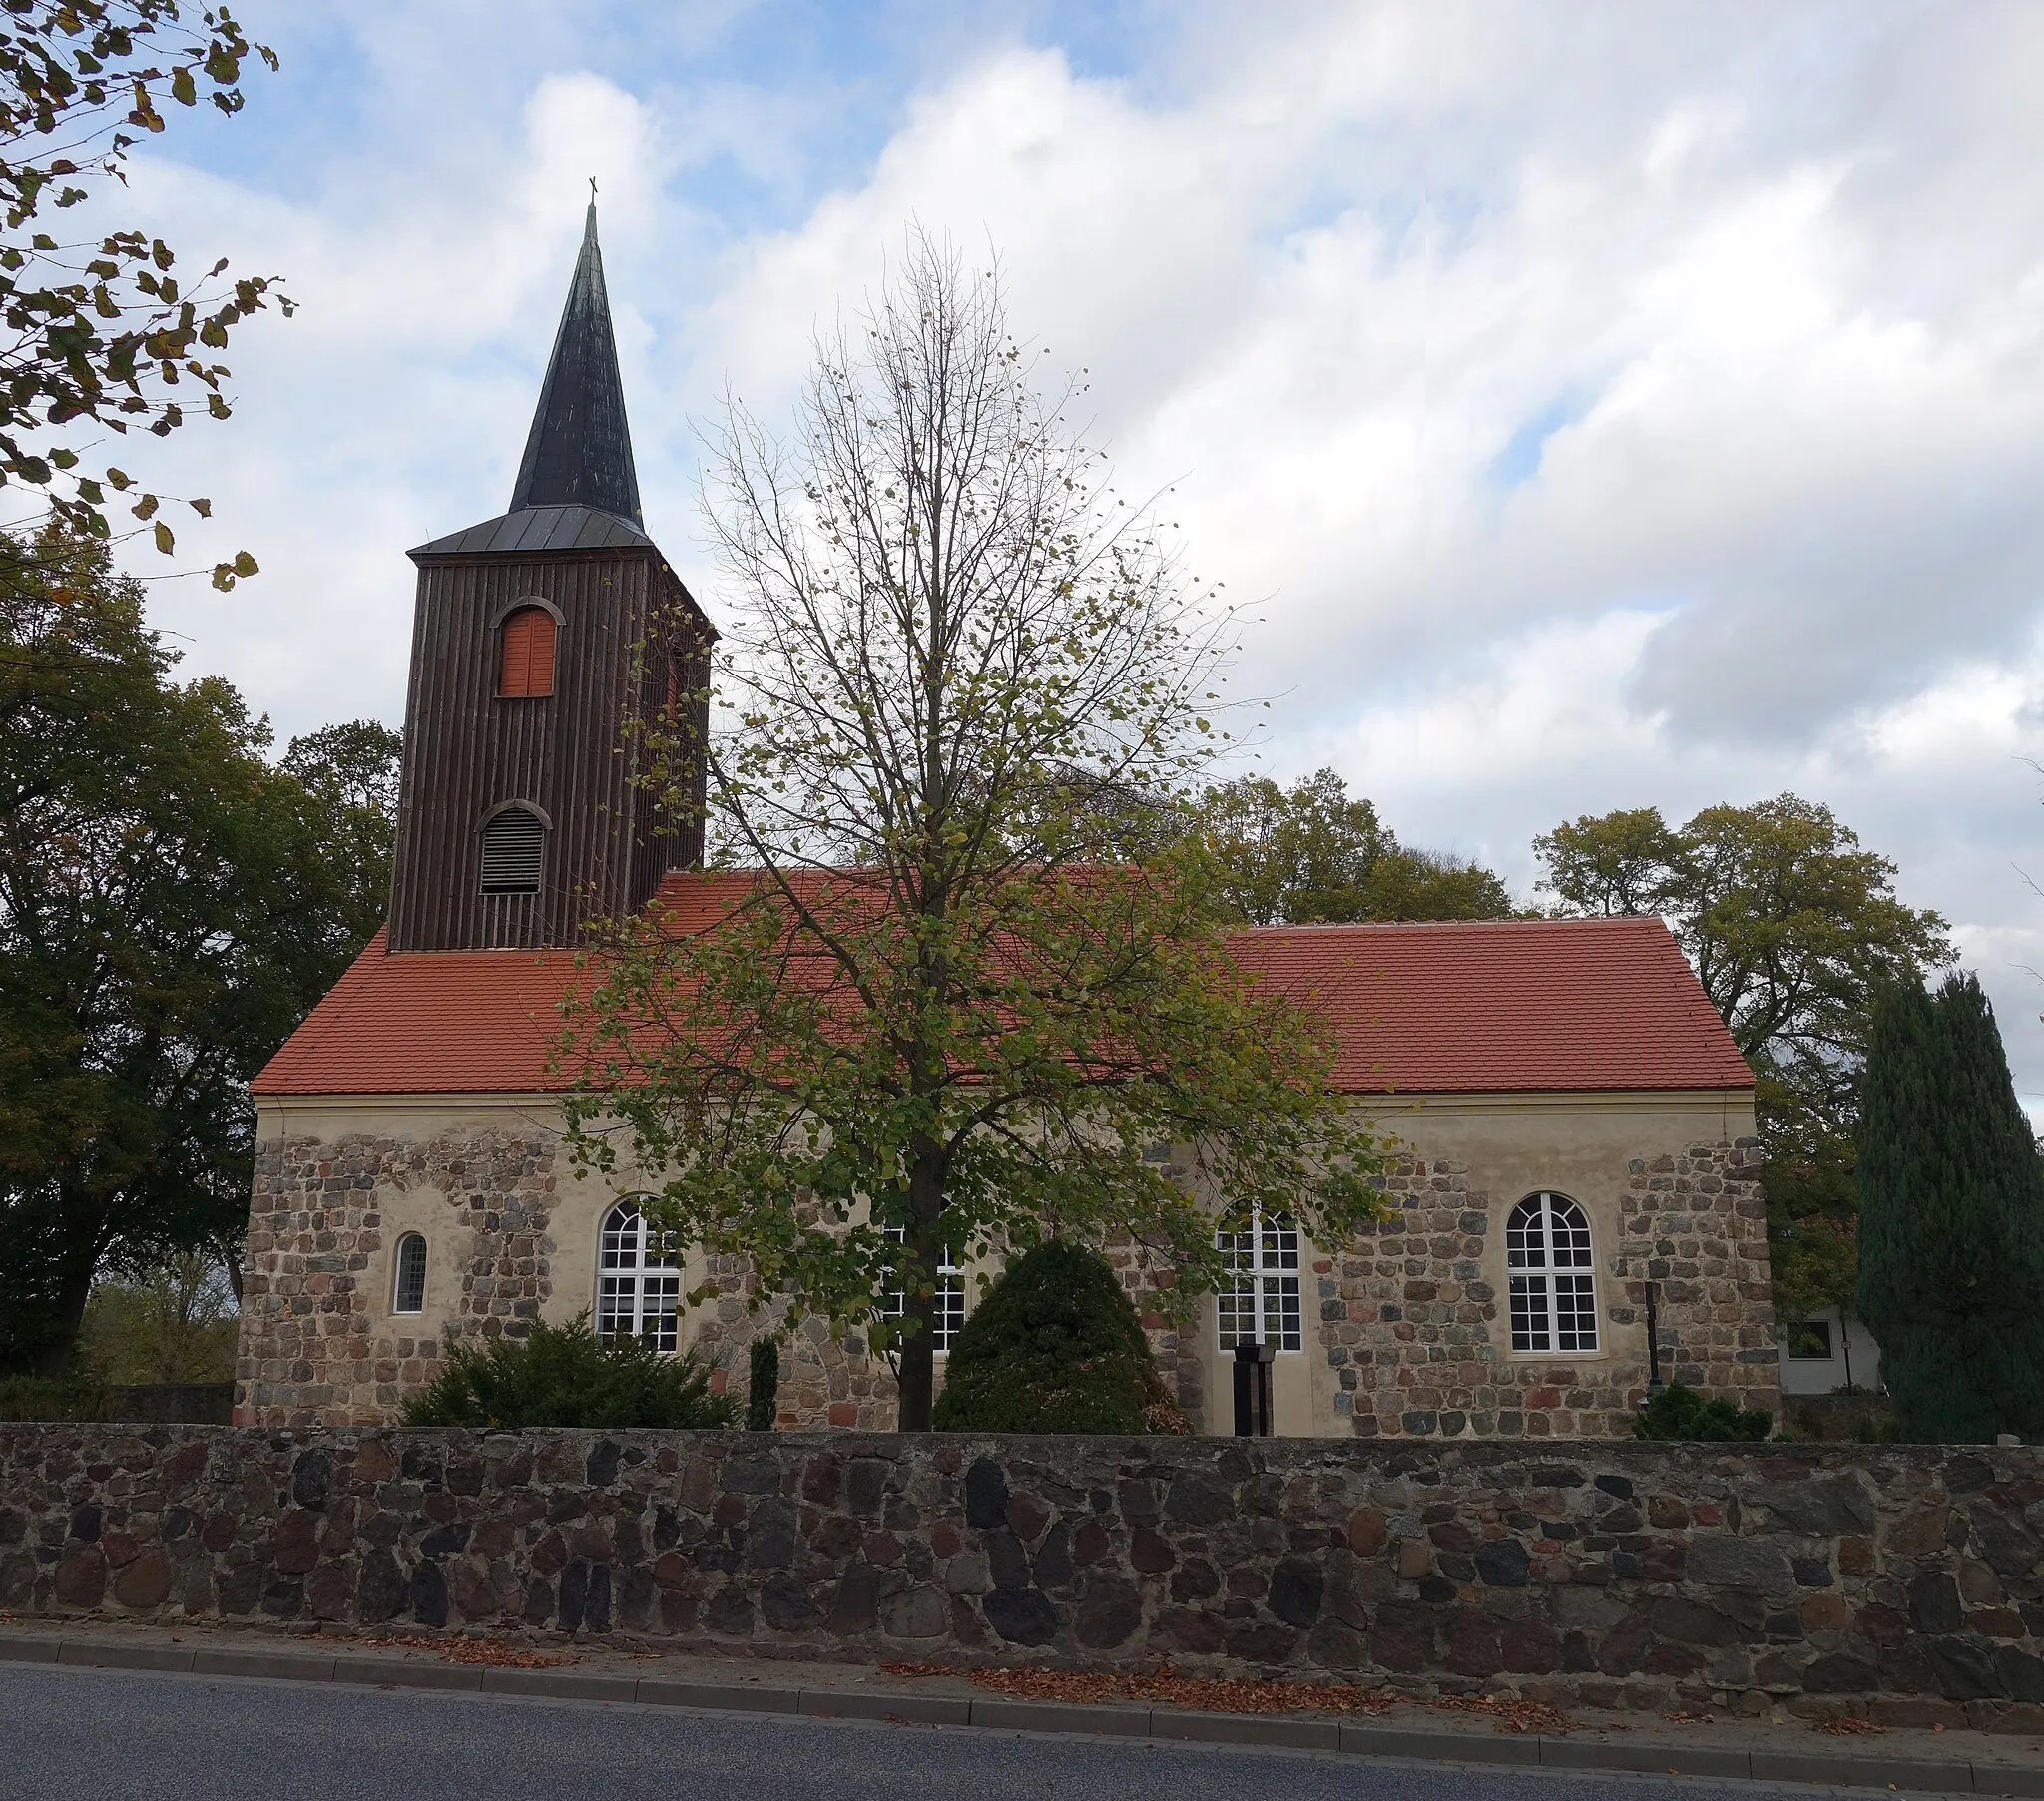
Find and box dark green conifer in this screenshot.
[931,1240,1190,1435]
[1856,973,2044,1442]
[747,1336,780,1432]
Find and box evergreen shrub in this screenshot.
[931,1239,1192,1435]
[1632,1381,1772,1442]
[1857,973,2044,1443]
[401,1315,735,1430]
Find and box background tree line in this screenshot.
[0,530,397,1376]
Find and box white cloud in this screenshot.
[63,0,2044,1107]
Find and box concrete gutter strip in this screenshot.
[4,1633,2042,1795]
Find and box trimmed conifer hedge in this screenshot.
[932,1239,1192,1435]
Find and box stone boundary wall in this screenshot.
[7,1427,2041,1723]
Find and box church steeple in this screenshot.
[389,199,713,954]
[507,201,643,526]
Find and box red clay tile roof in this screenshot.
[252,877,1751,1098]
[1226,916,1752,1095]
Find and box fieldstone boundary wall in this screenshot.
[7,1427,2044,1725]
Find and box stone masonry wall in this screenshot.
[1319,1139,1776,1441]
[9,1427,2044,1725]
[237,1129,561,1428]
[687,1252,899,1432]
[237,1126,1774,1438]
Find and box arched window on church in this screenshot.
[597,1198,680,1352]
[392,1233,427,1315]
[498,604,557,697]
[479,804,545,894]
[1506,1191,1599,1353]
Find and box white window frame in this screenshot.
[1216,1209,1302,1353]
[597,1198,680,1353]
[392,1232,428,1315]
[879,1225,965,1354]
[1506,1191,1599,1355]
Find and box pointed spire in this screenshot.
[508,202,643,525]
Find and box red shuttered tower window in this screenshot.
[498,606,557,697]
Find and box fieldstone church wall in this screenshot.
[1316,1140,1777,1441]
[235,1120,1776,1438]
[237,1128,563,1428]
[7,1427,2044,1723]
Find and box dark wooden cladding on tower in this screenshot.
[385,543,711,953]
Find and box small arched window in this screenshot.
[498,605,557,698]
[392,1233,428,1315]
[597,1199,680,1352]
[1506,1192,1598,1354]
[479,805,545,894]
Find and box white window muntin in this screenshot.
[879,1225,965,1353]
[1216,1209,1302,1353]
[597,1198,680,1353]
[1506,1191,1599,1355]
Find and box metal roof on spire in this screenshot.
[509,200,642,525]
[410,201,651,560]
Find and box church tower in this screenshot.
[385,204,712,952]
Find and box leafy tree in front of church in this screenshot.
[1193,767,1516,924]
[1534,795,1952,1336]
[1856,973,2044,1443]
[561,233,1388,1433]
[0,2,290,586]
[0,531,397,1374]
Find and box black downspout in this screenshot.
[1645,1281,1664,1394]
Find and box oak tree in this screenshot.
[0,532,397,1372]
[1535,795,1952,1325]
[1197,766,1515,924]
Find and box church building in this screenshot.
[235,211,1778,1439]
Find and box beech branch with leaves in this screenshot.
[0,2,287,588]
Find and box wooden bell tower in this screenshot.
[385,204,712,953]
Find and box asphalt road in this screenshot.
[0,1663,1861,1801]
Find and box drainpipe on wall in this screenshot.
[1644,1281,1664,1394]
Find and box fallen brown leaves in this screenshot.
[1423,1692,1575,1736]
[882,1663,1574,1734]
[371,1634,566,1669]
[1813,1716,1886,1736]
[966,1665,1397,1718]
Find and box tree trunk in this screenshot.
[896,1294,937,1431]
[29,1262,96,1378]
[895,1152,947,1431]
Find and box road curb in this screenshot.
[6,1632,2042,1794]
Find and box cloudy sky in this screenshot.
[84,1,2044,1105]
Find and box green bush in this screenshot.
[401,1315,735,1430]
[1632,1380,1772,1442]
[932,1239,1192,1435]
[0,1375,111,1422]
